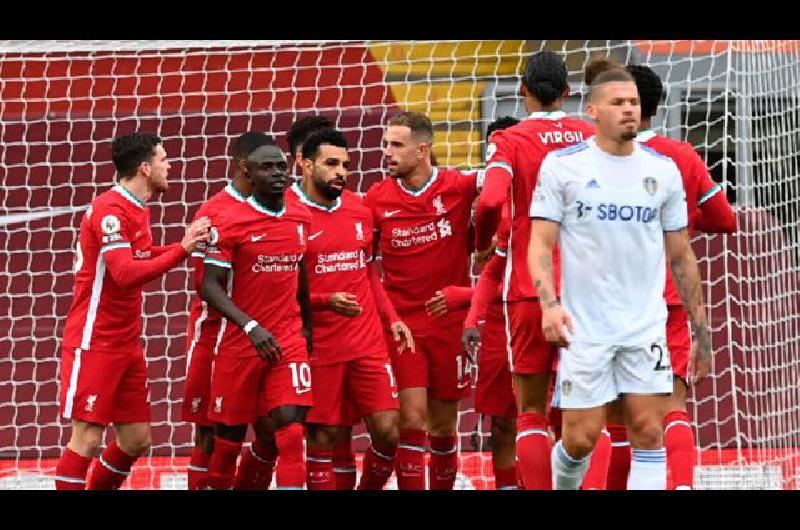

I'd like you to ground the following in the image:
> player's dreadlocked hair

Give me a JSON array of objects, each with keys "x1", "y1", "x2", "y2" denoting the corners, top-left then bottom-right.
[
  {"x1": 522, "y1": 51, "x2": 568, "y2": 107},
  {"x1": 286, "y1": 115, "x2": 335, "y2": 157},
  {"x1": 626, "y1": 64, "x2": 665, "y2": 119},
  {"x1": 585, "y1": 56, "x2": 634, "y2": 101},
  {"x1": 230, "y1": 132, "x2": 276, "y2": 162},
  {"x1": 487, "y1": 116, "x2": 520, "y2": 138}
]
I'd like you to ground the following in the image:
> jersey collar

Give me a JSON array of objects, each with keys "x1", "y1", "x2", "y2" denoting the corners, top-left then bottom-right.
[
  {"x1": 527, "y1": 110, "x2": 566, "y2": 121},
  {"x1": 247, "y1": 195, "x2": 285, "y2": 217},
  {"x1": 636, "y1": 130, "x2": 657, "y2": 142},
  {"x1": 397, "y1": 166, "x2": 438, "y2": 197},
  {"x1": 223, "y1": 182, "x2": 247, "y2": 202},
  {"x1": 291, "y1": 182, "x2": 342, "y2": 212},
  {"x1": 112, "y1": 184, "x2": 145, "y2": 209}
]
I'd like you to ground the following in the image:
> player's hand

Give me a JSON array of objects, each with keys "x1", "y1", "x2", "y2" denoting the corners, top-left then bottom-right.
[
  {"x1": 329, "y1": 292, "x2": 362, "y2": 317},
  {"x1": 391, "y1": 320, "x2": 415, "y2": 354},
  {"x1": 425, "y1": 290, "x2": 449, "y2": 317},
  {"x1": 302, "y1": 326, "x2": 313, "y2": 355},
  {"x1": 689, "y1": 325, "x2": 712, "y2": 384},
  {"x1": 473, "y1": 239, "x2": 497, "y2": 264},
  {"x1": 247, "y1": 324, "x2": 283, "y2": 364},
  {"x1": 181, "y1": 216, "x2": 211, "y2": 254},
  {"x1": 541, "y1": 303, "x2": 574, "y2": 348},
  {"x1": 461, "y1": 327, "x2": 480, "y2": 364}
]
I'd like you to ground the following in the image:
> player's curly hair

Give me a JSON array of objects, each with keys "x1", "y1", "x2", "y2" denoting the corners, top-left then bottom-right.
[
  {"x1": 522, "y1": 51, "x2": 568, "y2": 107},
  {"x1": 286, "y1": 115, "x2": 335, "y2": 157},
  {"x1": 230, "y1": 132, "x2": 276, "y2": 162},
  {"x1": 301, "y1": 128, "x2": 348, "y2": 160},
  {"x1": 626, "y1": 64, "x2": 665, "y2": 119},
  {"x1": 112, "y1": 131, "x2": 162, "y2": 178},
  {"x1": 487, "y1": 116, "x2": 520, "y2": 139}
]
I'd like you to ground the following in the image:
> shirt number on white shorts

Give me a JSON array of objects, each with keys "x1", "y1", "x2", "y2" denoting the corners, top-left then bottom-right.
[
  {"x1": 289, "y1": 362, "x2": 312, "y2": 393},
  {"x1": 652, "y1": 343, "x2": 671, "y2": 372}
]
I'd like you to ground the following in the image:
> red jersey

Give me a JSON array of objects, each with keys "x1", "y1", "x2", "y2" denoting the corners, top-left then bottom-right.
[
  {"x1": 204, "y1": 194, "x2": 311, "y2": 357},
  {"x1": 478, "y1": 111, "x2": 595, "y2": 301},
  {"x1": 288, "y1": 184, "x2": 386, "y2": 364},
  {"x1": 186, "y1": 183, "x2": 248, "y2": 354},
  {"x1": 364, "y1": 167, "x2": 478, "y2": 330},
  {"x1": 638, "y1": 130, "x2": 735, "y2": 305},
  {"x1": 62, "y1": 185, "x2": 187, "y2": 351}
]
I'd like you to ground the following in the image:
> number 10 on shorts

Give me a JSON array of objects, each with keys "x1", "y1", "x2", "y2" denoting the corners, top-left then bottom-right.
[{"x1": 289, "y1": 362, "x2": 312, "y2": 393}]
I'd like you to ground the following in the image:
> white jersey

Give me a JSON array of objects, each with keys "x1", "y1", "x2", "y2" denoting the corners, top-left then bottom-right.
[{"x1": 530, "y1": 137, "x2": 687, "y2": 345}]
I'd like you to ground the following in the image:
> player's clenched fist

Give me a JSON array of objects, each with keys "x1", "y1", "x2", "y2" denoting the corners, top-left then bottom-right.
[
  {"x1": 689, "y1": 326, "x2": 712, "y2": 384},
  {"x1": 329, "y1": 292, "x2": 362, "y2": 317},
  {"x1": 541, "y1": 303, "x2": 574, "y2": 348},
  {"x1": 246, "y1": 323, "x2": 283, "y2": 364},
  {"x1": 181, "y1": 216, "x2": 212, "y2": 253},
  {"x1": 461, "y1": 327, "x2": 480, "y2": 363}
]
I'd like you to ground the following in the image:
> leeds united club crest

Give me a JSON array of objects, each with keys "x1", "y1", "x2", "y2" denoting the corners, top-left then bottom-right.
[{"x1": 643, "y1": 176, "x2": 658, "y2": 196}]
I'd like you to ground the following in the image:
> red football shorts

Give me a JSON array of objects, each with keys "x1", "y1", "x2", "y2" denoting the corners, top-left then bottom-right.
[
  {"x1": 475, "y1": 303, "x2": 517, "y2": 418},
  {"x1": 208, "y1": 342, "x2": 312, "y2": 426},
  {"x1": 60, "y1": 346, "x2": 150, "y2": 425},
  {"x1": 389, "y1": 322, "x2": 472, "y2": 401},
  {"x1": 506, "y1": 299, "x2": 557, "y2": 375},
  {"x1": 306, "y1": 356, "x2": 399, "y2": 425},
  {"x1": 667, "y1": 304, "x2": 691, "y2": 383},
  {"x1": 181, "y1": 330, "x2": 217, "y2": 427}
]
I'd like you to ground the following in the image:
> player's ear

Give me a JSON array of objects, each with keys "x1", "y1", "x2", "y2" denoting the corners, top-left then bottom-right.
[
  {"x1": 139, "y1": 160, "x2": 151, "y2": 178},
  {"x1": 519, "y1": 83, "x2": 528, "y2": 99},
  {"x1": 562, "y1": 85, "x2": 570, "y2": 98},
  {"x1": 586, "y1": 102, "x2": 598, "y2": 122},
  {"x1": 303, "y1": 157, "x2": 313, "y2": 173}
]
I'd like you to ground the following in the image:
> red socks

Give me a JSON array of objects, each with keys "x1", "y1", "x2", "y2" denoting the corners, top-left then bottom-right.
[
  {"x1": 515, "y1": 412, "x2": 552, "y2": 490},
  {"x1": 206, "y1": 437, "x2": 242, "y2": 490},
  {"x1": 358, "y1": 442, "x2": 397, "y2": 490},
  {"x1": 187, "y1": 446, "x2": 212, "y2": 490},
  {"x1": 664, "y1": 410, "x2": 695, "y2": 489},
  {"x1": 429, "y1": 435, "x2": 458, "y2": 490},
  {"x1": 55, "y1": 448, "x2": 91, "y2": 490},
  {"x1": 493, "y1": 465, "x2": 518, "y2": 490},
  {"x1": 581, "y1": 428, "x2": 611, "y2": 490},
  {"x1": 332, "y1": 439, "x2": 357, "y2": 490},
  {"x1": 606, "y1": 424, "x2": 631, "y2": 490},
  {"x1": 233, "y1": 440, "x2": 277, "y2": 490},
  {"x1": 86, "y1": 441, "x2": 137, "y2": 490},
  {"x1": 274, "y1": 423, "x2": 306, "y2": 489},
  {"x1": 306, "y1": 449, "x2": 335, "y2": 490},
  {"x1": 396, "y1": 428, "x2": 426, "y2": 490}
]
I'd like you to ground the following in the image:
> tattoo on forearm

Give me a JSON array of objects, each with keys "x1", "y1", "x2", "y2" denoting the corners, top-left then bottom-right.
[
  {"x1": 534, "y1": 253, "x2": 558, "y2": 308},
  {"x1": 671, "y1": 253, "x2": 711, "y2": 358}
]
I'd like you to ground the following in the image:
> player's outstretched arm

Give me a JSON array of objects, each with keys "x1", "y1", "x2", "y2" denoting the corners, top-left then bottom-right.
[
  {"x1": 201, "y1": 262, "x2": 282, "y2": 363},
  {"x1": 103, "y1": 217, "x2": 210, "y2": 290},
  {"x1": 474, "y1": 168, "x2": 512, "y2": 252},
  {"x1": 296, "y1": 258, "x2": 313, "y2": 354},
  {"x1": 665, "y1": 229, "x2": 712, "y2": 383},
  {"x1": 461, "y1": 253, "x2": 506, "y2": 361},
  {"x1": 528, "y1": 219, "x2": 572, "y2": 347}
]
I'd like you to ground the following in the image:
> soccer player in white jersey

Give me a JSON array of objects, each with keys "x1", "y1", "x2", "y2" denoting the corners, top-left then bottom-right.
[{"x1": 528, "y1": 66, "x2": 712, "y2": 490}]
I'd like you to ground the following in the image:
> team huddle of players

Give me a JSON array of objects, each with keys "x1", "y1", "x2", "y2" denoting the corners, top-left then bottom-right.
[{"x1": 53, "y1": 51, "x2": 736, "y2": 490}]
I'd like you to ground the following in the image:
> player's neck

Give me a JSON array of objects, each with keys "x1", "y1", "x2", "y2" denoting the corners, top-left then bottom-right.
[
  {"x1": 400, "y1": 162, "x2": 434, "y2": 191},
  {"x1": 639, "y1": 119, "x2": 653, "y2": 132},
  {"x1": 253, "y1": 192, "x2": 284, "y2": 213},
  {"x1": 300, "y1": 177, "x2": 334, "y2": 206},
  {"x1": 594, "y1": 134, "x2": 635, "y2": 157},
  {"x1": 119, "y1": 177, "x2": 153, "y2": 204},
  {"x1": 525, "y1": 98, "x2": 560, "y2": 114},
  {"x1": 230, "y1": 175, "x2": 251, "y2": 198}
]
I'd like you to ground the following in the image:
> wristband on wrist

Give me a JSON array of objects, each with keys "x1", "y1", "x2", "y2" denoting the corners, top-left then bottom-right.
[{"x1": 243, "y1": 320, "x2": 258, "y2": 334}]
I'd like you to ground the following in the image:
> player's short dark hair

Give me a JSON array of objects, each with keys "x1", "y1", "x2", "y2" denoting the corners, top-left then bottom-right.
[
  {"x1": 626, "y1": 64, "x2": 665, "y2": 119},
  {"x1": 387, "y1": 111, "x2": 434, "y2": 145},
  {"x1": 585, "y1": 56, "x2": 634, "y2": 101},
  {"x1": 522, "y1": 51, "x2": 568, "y2": 107},
  {"x1": 286, "y1": 115, "x2": 336, "y2": 156},
  {"x1": 231, "y1": 132, "x2": 277, "y2": 162},
  {"x1": 487, "y1": 116, "x2": 520, "y2": 138},
  {"x1": 301, "y1": 128, "x2": 349, "y2": 160},
  {"x1": 111, "y1": 131, "x2": 162, "y2": 178}
]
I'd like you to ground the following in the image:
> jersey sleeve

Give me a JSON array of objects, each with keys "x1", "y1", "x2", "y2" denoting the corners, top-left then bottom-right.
[
  {"x1": 529, "y1": 156, "x2": 565, "y2": 223},
  {"x1": 203, "y1": 216, "x2": 236, "y2": 269},
  {"x1": 93, "y1": 203, "x2": 134, "y2": 254},
  {"x1": 475, "y1": 131, "x2": 515, "y2": 250},
  {"x1": 455, "y1": 169, "x2": 480, "y2": 200},
  {"x1": 661, "y1": 165, "x2": 689, "y2": 232},
  {"x1": 363, "y1": 186, "x2": 382, "y2": 231}
]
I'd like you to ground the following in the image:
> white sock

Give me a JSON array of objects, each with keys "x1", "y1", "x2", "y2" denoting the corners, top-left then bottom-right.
[
  {"x1": 628, "y1": 448, "x2": 667, "y2": 490},
  {"x1": 551, "y1": 440, "x2": 590, "y2": 490}
]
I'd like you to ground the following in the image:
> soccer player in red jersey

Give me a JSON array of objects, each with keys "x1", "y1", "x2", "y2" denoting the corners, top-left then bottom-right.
[
  {"x1": 181, "y1": 132, "x2": 277, "y2": 490},
  {"x1": 290, "y1": 128, "x2": 414, "y2": 490},
  {"x1": 365, "y1": 111, "x2": 479, "y2": 490},
  {"x1": 286, "y1": 115, "x2": 335, "y2": 179},
  {"x1": 201, "y1": 138, "x2": 314, "y2": 490},
  {"x1": 627, "y1": 63, "x2": 735, "y2": 489},
  {"x1": 473, "y1": 51, "x2": 595, "y2": 489},
  {"x1": 55, "y1": 132, "x2": 210, "y2": 490}
]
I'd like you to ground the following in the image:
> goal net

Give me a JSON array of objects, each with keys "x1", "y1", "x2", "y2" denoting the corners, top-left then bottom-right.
[{"x1": 1, "y1": 39, "x2": 799, "y2": 489}]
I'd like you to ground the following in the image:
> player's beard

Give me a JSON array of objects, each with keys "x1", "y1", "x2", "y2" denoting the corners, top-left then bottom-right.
[
  {"x1": 620, "y1": 130, "x2": 637, "y2": 141},
  {"x1": 317, "y1": 177, "x2": 344, "y2": 201}
]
